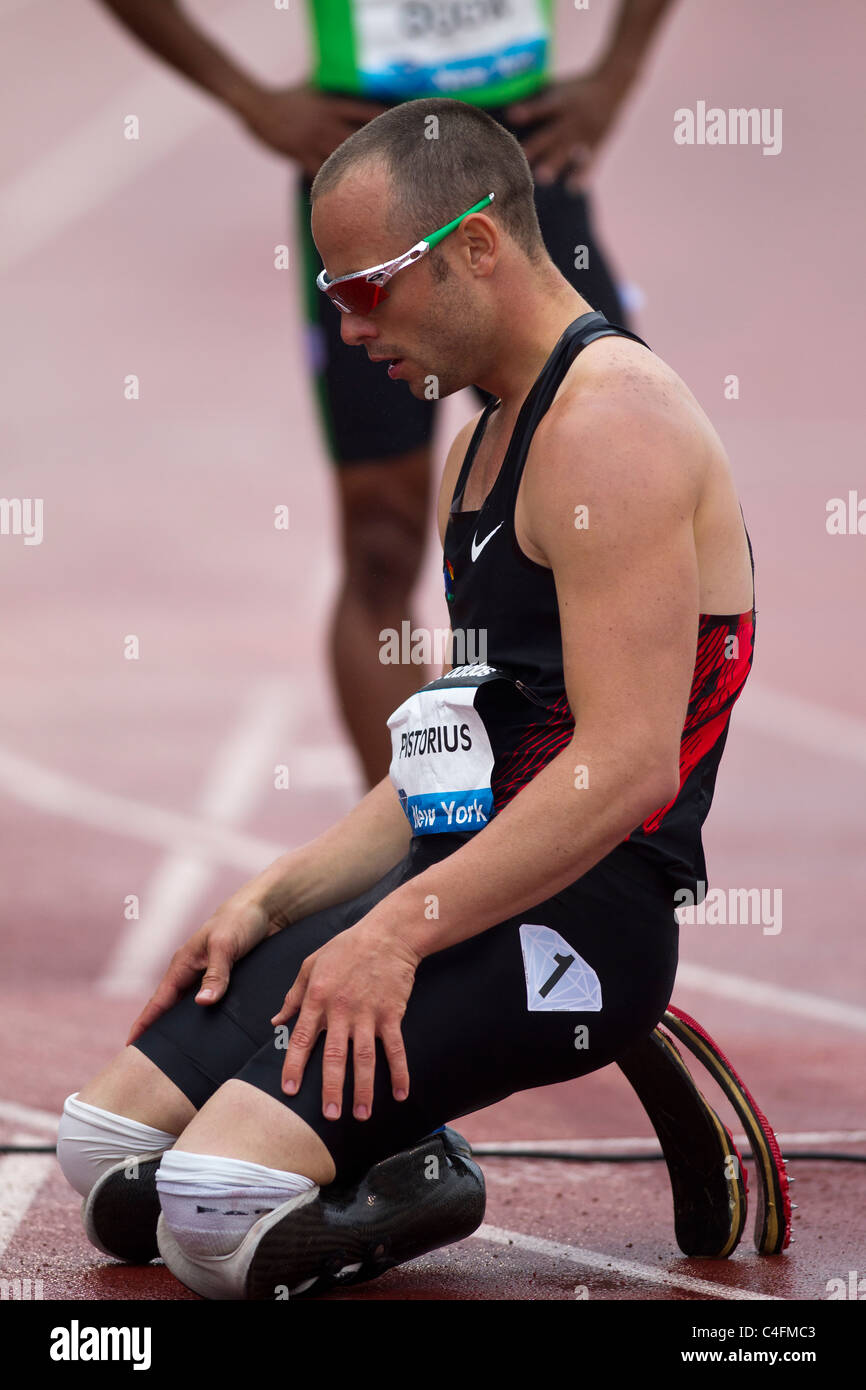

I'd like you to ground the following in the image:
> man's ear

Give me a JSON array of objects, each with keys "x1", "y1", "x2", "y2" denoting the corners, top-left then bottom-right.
[{"x1": 463, "y1": 213, "x2": 499, "y2": 278}]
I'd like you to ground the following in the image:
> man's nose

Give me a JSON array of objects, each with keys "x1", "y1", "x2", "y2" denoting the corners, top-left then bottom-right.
[{"x1": 339, "y1": 313, "x2": 377, "y2": 349}]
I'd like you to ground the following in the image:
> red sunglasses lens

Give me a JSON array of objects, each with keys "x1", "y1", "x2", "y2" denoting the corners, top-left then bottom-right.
[{"x1": 326, "y1": 278, "x2": 390, "y2": 315}]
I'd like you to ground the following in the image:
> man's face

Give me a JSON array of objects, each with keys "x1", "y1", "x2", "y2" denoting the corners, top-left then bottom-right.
[{"x1": 311, "y1": 165, "x2": 491, "y2": 401}]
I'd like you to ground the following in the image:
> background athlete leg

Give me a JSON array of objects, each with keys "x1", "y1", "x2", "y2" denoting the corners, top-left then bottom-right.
[{"x1": 331, "y1": 450, "x2": 434, "y2": 786}]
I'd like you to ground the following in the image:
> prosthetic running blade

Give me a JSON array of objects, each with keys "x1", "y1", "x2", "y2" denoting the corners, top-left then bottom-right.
[
  {"x1": 618, "y1": 1028, "x2": 747, "y2": 1258},
  {"x1": 662, "y1": 1006, "x2": 792, "y2": 1255}
]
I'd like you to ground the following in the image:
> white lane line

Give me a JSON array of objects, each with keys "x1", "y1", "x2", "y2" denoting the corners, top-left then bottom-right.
[
  {"x1": 737, "y1": 682, "x2": 866, "y2": 767},
  {"x1": 0, "y1": 1132, "x2": 55, "y2": 1262},
  {"x1": 1, "y1": 735, "x2": 864, "y2": 1030},
  {"x1": 0, "y1": 745, "x2": 285, "y2": 872},
  {"x1": 99, "y1": 680, "x2": 291, "y2": 997},
  {"x1": 297, "y1": 685, "x2": 866, "y2": 783},
  {"x1": 760, "y1": 1129, "x2": 866, "y2": 1146},
  {"x1": 676, "y1": 962, "x2": 866, "y2": 1032},
  {"x1": 472, "y1": 1130, "x2": 866, "y2": 1156},
  {"x1": 289, "y1": 744, "x2": 359, "y2": 790},
  {"x1": 0, "y1": 1100, "x2": 59, "y2": 1135},
  {"x1": 0, "y1": 67, "x2": 210, "y2": 274},
  {"x1": 2, "y1": 666, "x2": 865, "y2": 1027},
  {"x1": 2, "y1": 1095, "x2": 863, "y2": 1154},
  {"x1": 0, "y1": 0, "x2": 280, "y2": 273},
  {"x1": 474, "y1": 1138, "x2": 665, "y2": 1155},
  {"x1": 236, "y1": 681, "x2": 866, "y2": 788},
  {"x1": 474, "y1": 1226, "x2": 782, "y2": 1300},
  {"x1": 1, "y1": 740, "x2": 863, "y2": 1027}
]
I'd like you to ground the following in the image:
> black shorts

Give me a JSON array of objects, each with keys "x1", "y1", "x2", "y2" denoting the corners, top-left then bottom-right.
[
  {"x1": 295, "y1": 95, "x2": 631, "y2": 466},
  {"x1": 134, "y1": 835, "x2": 678, "y2": 1184}
]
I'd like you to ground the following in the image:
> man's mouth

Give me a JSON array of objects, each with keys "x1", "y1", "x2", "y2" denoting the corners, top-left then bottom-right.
[{"x1": 369, "y1": 353, "x2": 406, "y2": 377}]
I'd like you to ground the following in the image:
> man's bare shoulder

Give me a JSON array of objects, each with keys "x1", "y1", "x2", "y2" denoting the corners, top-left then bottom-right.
[{"x1": 530, "y1": 334, "x2": 718, "y2": 505}]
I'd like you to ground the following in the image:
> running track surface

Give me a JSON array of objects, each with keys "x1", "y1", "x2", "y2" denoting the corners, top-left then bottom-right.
[{"x1": 1, "y1": 0, "x2": 864, "y2": 1303}]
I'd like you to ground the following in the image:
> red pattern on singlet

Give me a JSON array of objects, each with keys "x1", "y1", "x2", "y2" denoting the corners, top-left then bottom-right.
[{"x1": 491, "y1": 609, "x2": 755, "y2": 837}]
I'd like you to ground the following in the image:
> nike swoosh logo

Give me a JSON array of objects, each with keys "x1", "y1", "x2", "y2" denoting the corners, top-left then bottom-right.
[{"x1": 470, "y1": 522, "x2": 503, "y2": 562}]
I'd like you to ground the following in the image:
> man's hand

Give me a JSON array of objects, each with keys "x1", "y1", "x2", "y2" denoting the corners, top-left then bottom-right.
[
  {"x1": 237, "y1": 83, "x2": 388, "y2": 177},
  {"x1": 125, "y1": 897, "x2": 276, "y2": 1045},
  {"x1": 271, "y1": 918, "x2": 422, "y2": 1121},
  {"x1": 506, "y1": 70, "x2": 635, "y2": 190}
]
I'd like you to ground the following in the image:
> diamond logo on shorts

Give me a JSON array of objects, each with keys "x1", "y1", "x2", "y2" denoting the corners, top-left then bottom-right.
[{"x1": 519, "y1": 924, "x2": 603, "y2": 1013}]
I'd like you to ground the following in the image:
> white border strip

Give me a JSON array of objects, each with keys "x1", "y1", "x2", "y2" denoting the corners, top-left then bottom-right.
[
  {"x1": 474, "y1": 1225, "x2": 783, "y2": 1299},
  {"x1": 0, "y1": 1133, "x2": 55, "y2": 1262}
]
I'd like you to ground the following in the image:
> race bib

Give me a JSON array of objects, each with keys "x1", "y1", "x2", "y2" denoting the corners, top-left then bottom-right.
[
  {"x1": 353, "y1": 0, "x2": 547, "y2": 97},
  {"x1": 387, "y1": 662, "x2": 507, "y2": 835}
]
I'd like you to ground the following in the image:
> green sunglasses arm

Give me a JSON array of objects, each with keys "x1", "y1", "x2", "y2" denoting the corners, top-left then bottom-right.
[{"x1": 424, "y1": 193, "x2": 495, "y2": 250}]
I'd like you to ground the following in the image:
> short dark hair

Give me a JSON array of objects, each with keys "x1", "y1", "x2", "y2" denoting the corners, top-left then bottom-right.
[{"x1": 310, "y1": 98, "x2": 545, "y2": 263}]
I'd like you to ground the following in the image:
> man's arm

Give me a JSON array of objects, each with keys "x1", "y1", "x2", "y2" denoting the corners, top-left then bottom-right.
[
  {"x1": 93, "y1": 1, "x2": 386, "y2": 171},
  {"x1": 508, "y1": 0, "x2": 678, "y2": 184},
  {"x1": 592, "y1": 0, "x2": 679, "y2": 95},
  {"x1": 380, "y1": 379, "x2": 700, "y2": 957},
  {"x1": 240, "y1": 776, "x2": 411, "y2": 927},
  {"x1": 95, "y1": 0, "x2": 264, "y2": 115}
]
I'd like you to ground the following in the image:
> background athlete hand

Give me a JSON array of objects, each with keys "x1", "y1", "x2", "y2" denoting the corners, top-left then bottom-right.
[
  {"x1": 235, "y1": 82, "x2": 388, "y2": 178},
  {"x1": 271, "y1": 920, "x2": 421, "y2": 1121},
  {"x1": 125, "y1": 896, "x2": 278, "y2": 1045},
  {"x1": 506, "y1": 70, "x2": 635, "y2": 191}
]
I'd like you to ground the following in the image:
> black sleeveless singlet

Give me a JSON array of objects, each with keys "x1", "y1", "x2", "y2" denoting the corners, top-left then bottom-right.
[{"x1": 442, "y1": 311, "x2": 756, "y2": 895}]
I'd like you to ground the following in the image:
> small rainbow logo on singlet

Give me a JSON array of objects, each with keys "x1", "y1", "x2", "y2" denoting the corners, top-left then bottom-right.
[{"x1": 443, "y1": 557, "x2": 455, "y2": 604}]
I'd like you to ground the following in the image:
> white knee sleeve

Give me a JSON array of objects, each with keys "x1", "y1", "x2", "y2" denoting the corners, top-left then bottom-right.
[
  {"x1": 56, "y1": 1093, "x2": 177, "y2": 1198},
  {"x1": 156, "y1": 1151, "x2": 317, "y2": 1259}
]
